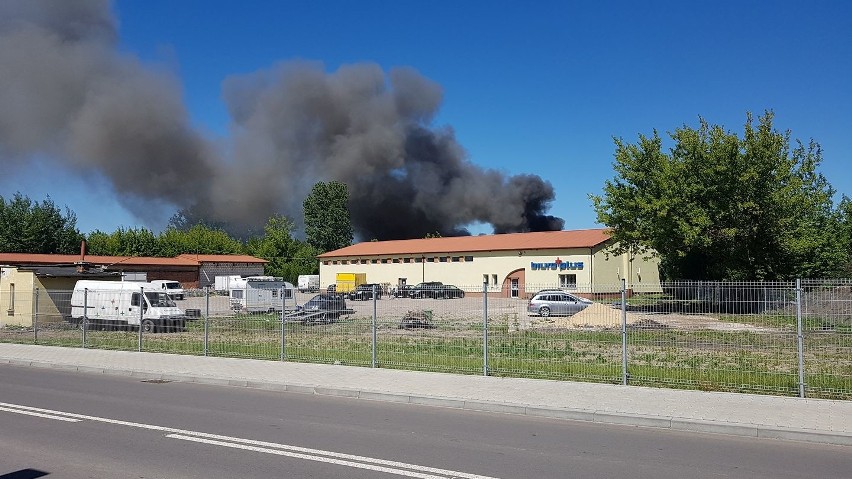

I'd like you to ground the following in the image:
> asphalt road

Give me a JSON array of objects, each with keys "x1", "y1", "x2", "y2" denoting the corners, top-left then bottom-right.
[{"x1": 1, "y1": 364, "x2": 850, "y2": 479}]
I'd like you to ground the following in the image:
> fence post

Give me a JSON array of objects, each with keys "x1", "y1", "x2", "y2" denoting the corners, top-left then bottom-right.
[
  {"x1": 280, "y1": 286, "x2": 286, "y2": 362},
  {"x1": 796, "y1": 279, "x2": 806, "y2": 398},
  {"x1": 483, "y1": 281, "x2": 489, "y2": 376},
  {"x1": 82, "y1": 288, "x2": 88, "y2": 348},
  {"x1": 621, "y1": 278, "x2": 628, "y2": 386},
  {"x1": 204, "y1": 287, "x2": 210, "y2": 356},
  {"x1": 138, "y1": 287, "x2": 144, "y2": 352},
  {"x1": 33, "y1": 287, "x2": 39, "y2": 344},
  {"x1": 371, "y1": 284, "x2": 377, "y2": 368}
]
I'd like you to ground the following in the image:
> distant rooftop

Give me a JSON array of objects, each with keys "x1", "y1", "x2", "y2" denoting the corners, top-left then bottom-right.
[{"x1": 319, "y1": 228, "x2": 612, "y2": 258}]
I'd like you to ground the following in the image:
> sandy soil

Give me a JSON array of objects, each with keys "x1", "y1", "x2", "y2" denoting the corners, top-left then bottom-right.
[{"x1": 533, "y1": 302, "x2": 773, "y2": 332}]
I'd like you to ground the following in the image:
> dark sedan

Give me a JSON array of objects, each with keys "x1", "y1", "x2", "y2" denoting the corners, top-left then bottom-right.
[{"x1": 412, "y1": 282, "x2": 465, "y2": 299}]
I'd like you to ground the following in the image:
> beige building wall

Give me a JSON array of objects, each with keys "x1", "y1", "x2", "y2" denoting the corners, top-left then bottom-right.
[
  {"x1": 0, "y1": 267, "x2": 35, "y2": 327},
  {"x1": 0, "y1": 268, "x2": 80, "y2": 327},
  {"x1": 319, "y1": 242, "x2": 661, "y2": 297}
]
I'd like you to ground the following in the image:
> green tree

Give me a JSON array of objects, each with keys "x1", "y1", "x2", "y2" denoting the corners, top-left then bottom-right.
[
  {"x1": 591, "y1": 111, "x2": 845, "y2": 280},
  {"x1": 85, "y1": 227, "x2": 159, "y2": 256},
  {"x1": 245, "y1": 215, "x2": 320, "y2": 282},
  {"x1": 303, "y1": 181, "x2": 354, "y2": 252},
  {"x1": 0, "y1": 193, "x2": 83, "y2": 254},
  {"x1": 836, "y1": 196, "x2": 852, "y2": 276},
  {"x1": 158, "y1": 224, "x2": 244, "y2": 256}
]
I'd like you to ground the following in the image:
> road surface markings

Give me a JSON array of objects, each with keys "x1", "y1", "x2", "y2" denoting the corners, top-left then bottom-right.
[
  {"x1": 0, "y1": 405, "x2": 80, "y2": 422},
  {"x1": 0, "y1": 401, "x2": 498, "y2": 479},
  {"x1": 167, "y1": 433, "x2": 490, "y2": 479}
]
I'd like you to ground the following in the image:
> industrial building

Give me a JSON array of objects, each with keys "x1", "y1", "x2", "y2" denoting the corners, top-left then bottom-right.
[{"x1": 318, "y1": 228, "x2": 661, "y2": 298}]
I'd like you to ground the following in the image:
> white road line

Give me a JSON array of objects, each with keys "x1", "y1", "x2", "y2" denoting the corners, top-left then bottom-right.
[
  {"x1": 168, "y1": 434, "x2": 463, "y2": 479},
  {"x1": 0, "y1": 401, "x2": 499, "y2": 479},
  {"x1": 0, "y1": 405, "x2": 80, "y2": 422}
]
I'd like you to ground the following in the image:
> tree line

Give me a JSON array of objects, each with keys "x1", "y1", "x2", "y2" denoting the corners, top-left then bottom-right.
[
  {"x1": 0, "y1": 182, "x2": 353, "y2": 283},
  {"x1": 3, "y1": 112, "x2": 851, "y2": 281},
  {"x1": 592, "y1": 111, "x2": 852, "y2": 280}
]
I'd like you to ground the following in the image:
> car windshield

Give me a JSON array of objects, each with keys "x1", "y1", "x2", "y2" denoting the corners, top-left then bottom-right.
[{"x1": 145, "y1": 292, "x2": 176, "y2": 307}]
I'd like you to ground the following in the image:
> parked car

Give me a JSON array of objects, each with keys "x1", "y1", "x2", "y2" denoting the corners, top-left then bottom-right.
[
  {"x1": 285, "y1": 293, "x2": 353, "y2": 323},
  {"x1": 411, "y1": 282, "x2": 465, "y2": 299},
  {"x1": 527, "y1": 291, "x2": 592, "y2": 317},
  {"x1": 348, "y1": 283, "x2": 383, "y2": 301},
  {"x1": 394, "y1": 284, "x2": 415, "y2": 298}
]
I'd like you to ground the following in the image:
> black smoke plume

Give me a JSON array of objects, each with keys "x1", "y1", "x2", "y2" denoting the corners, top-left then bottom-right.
[{"x1": 0, "y1": 1, "x2": 564, "y2": 240}]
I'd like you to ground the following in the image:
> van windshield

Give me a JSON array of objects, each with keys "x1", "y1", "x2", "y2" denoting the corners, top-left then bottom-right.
[
  {"x1": 145, "y1": 292, "x2": 176, "y2": 307},
  {"x1": 165, "y1": 283, "x2": 181, "y2": 289}
]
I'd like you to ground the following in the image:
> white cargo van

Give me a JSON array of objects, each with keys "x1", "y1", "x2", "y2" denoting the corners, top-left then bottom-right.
[
  {"x1": 150, "y1": 279, "x2": 185, "y2": 300},
  {"x1": 70, "y1": 280, "x2": 187, "y2": 333},
  {"x1": 297, "y1": 274, "x2": 320, "y2": 293}
]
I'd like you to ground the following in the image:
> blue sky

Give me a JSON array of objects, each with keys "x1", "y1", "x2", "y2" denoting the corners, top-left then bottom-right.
[{"x1": 3, "y1": 0, "x2": 851, "y2": 235}]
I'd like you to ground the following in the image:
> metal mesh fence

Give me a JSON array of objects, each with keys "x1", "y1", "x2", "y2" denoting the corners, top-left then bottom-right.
[{"x1": 1, "y1": 280, "x2": 850, "y2": 399}]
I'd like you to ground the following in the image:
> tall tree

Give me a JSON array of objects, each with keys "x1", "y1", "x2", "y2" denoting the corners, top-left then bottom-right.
[
  {"x1": 245, "y1": 215, "x2": 320, "y2": 282},
  {"x1": 836, "y1": 196, "x2": 852, "y2": 276},
  {"x1": 85, "y1": 227, "x2": 160, "y2": 256},
  {"x1": 158, "y1": 224, "x2": 244, "y2": 256},
  {"x1": 0, "y1": 193, "x2": 83, "y2": 254},
  {"x1": 591, "y1": 111, "x2": 845, "y2": 280},
  {"x1": 303, "y1": 181, "x2": 354, "y2": 252}
]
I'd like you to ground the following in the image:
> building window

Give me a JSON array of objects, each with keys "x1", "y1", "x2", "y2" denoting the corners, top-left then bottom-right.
[
  {"x1": 403, "y1": 258, "x2": 411, "y2": 263},
  {"x1": 483, "y1": 274, "x2": 489, "y2": 284},
  {"x1": 381, "y1": 259, "x2": 389, "y2": 264},
  {"x1": 392, "y1": 259, "x2": 400, "y2": 263},
  {"x1": 323, "y1": 261, "x2": 329, "y2": 265},
  {"x1": 415, "y1": 257, "x2": 423, "y2": 263},
  {"x1": 464, "y1": 256, "x2": 474, "y2": 262},
  {"x1": 451, "y1": 257, "x2": 460, "y2": 262},
  {"x1": 439, "y1": 257, "x2": 448, "y2": 263},
  {"x1": 361, "y1": 259, "x2": 367, "y2": 264},
  {"x1": 371, "y1": 259, "x2": 378, "y2": 264},
  {"x1": 559, "y1": 274, "x2": 577, "y2": 289},
  {"x1": 427, "y1": 257, "x2": 435, "y2": 263},
  {"x1": 7, "y1": 283, "x2": 14, "y2": 313},
  {"x1": 491, "y1": 274, "x2": 498, "y2": 286}
]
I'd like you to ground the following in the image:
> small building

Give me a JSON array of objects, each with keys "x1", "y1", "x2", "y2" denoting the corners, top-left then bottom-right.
[
  {"x1": 0, "y1": 266, "x2": 119, "y2": 327},
  {"x1": 177, "y1": 254, "x2": 267, "y2": 288},
  {"x1": 0, "y1": 253, "x2": 268, "y2": 291},
  {"x1": 318, "y1": 228, "x2": 661, "y2": 298}
]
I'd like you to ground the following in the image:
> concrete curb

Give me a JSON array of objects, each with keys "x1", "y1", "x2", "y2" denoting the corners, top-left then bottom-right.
[{"x1": 3, "y1": 356, "x2": 852, "y2": 446}]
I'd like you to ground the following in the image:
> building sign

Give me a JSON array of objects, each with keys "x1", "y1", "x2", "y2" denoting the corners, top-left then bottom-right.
[{"x1": 530, "y1": 257, "x2": 583, "y2": 271}]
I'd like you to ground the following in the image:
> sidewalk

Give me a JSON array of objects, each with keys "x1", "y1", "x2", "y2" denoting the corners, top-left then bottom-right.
[{"x1": 1, "y1": 343, "x2": 850, "y2": 446}]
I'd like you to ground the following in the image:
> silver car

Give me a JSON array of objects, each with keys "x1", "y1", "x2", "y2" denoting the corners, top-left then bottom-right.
[{"x1": 527, "y1": 291, "x2": 592, "y2": 317}]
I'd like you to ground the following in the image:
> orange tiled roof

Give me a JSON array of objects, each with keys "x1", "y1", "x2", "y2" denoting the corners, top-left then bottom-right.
[
  {"x1": 318, "y1": 228, "x2": 612, "y2": 258},
  {"x1": 0, "y1": 253, "x2": 266, "y2": 267},
  {"x1": 177, "y1": 254, "x2": 267, "y2": 264}
]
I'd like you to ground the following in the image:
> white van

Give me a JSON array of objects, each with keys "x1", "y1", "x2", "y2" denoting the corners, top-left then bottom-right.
[
  {"x1": 70, "y1": 280, "x2": 187, "y2": 333},
  {"x1": 150, "y1": 280, "x2": 185, "y2": 300}
]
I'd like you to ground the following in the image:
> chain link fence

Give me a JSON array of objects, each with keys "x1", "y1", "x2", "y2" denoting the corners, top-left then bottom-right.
[{"x1": 1, "y1": 280, "x2": 849, "y2": 399}]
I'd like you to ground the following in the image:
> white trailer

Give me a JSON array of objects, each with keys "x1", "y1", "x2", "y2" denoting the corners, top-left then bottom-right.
[
  {"x1": 297, "y1": 274, "x2": 320, "y2": 292},
  {"x1": 214, "y1": 275, "x2": 242, "y2": 293},
  {"x1": 229, "y1": 276, "x2": 295, "y2": 313},
  {"x1": 69, "y1": 280, "x2": 187, "y2": 333}
]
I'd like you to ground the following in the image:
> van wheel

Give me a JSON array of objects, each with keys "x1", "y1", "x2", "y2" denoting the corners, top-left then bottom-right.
[{"x1": 141, "y1": 319, "x2": 156, "y2": 334}]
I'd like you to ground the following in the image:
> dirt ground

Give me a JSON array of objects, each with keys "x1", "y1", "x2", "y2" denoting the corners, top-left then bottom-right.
[{"x1": 531, "y1": 302, "x2": 773, "y2": 332}]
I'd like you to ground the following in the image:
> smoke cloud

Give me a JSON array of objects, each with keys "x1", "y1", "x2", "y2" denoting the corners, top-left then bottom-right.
[{"x1": 0, "y1": 1, "x2": 564, "y2": 240}]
